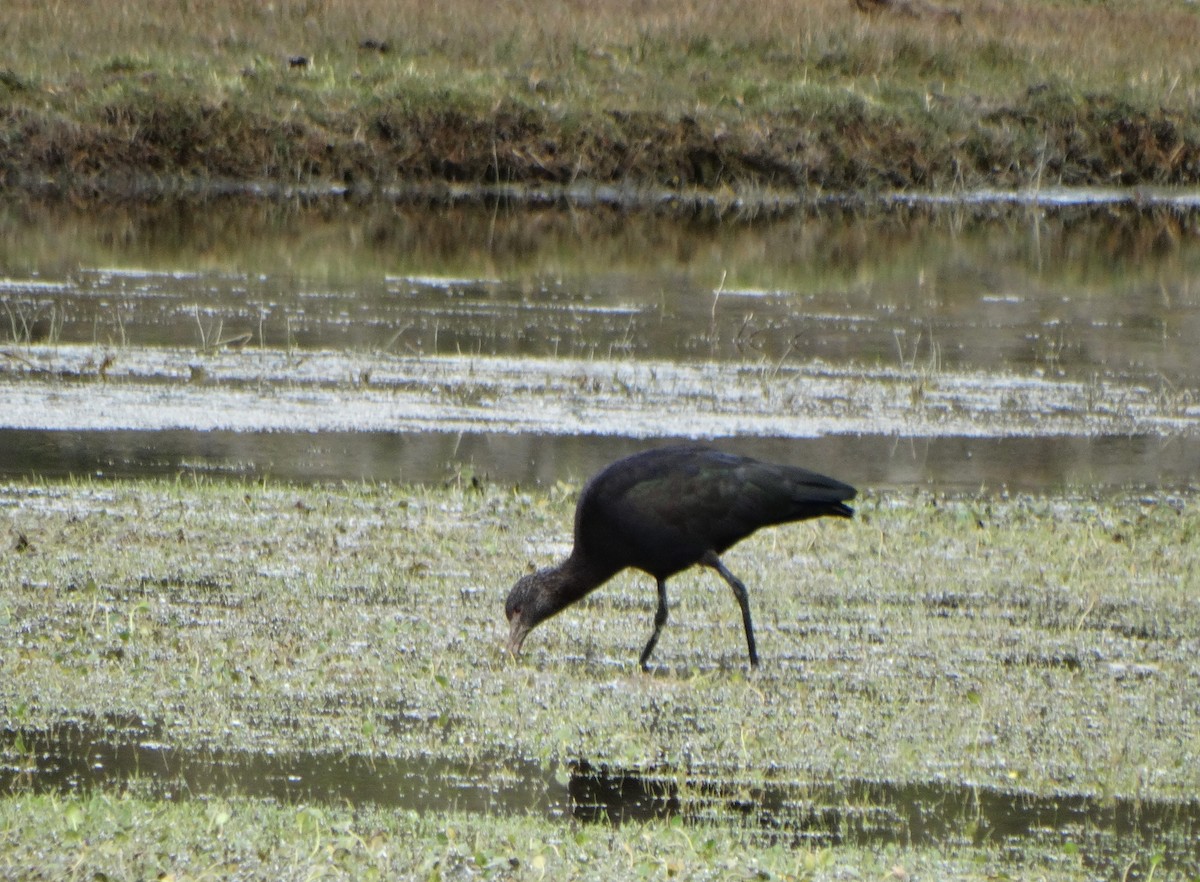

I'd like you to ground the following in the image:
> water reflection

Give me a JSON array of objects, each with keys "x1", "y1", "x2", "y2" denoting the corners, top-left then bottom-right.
[
  {"x1": 1, "y1": 718, "x2": 559, "y2": 816},
  {"x1": 4, "y1": 720, "x2": 1197, "y2": 877},
  {"x1": 1, "y1": 429, "x2": 1195, "y2": 492},
  {"x1": 3, "y1": 200, "x2": 1199, "y2": 381},
  {"x1": 2, "y1": 199, "x2": 1199, "y2": 489},
  {"x1": 569, "y1": 761, "x2": 1200, "y2": 876}
]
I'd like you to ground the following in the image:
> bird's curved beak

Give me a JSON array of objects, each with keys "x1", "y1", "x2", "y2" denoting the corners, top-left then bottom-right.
[{"x1": 507, "y1": 615, "x2": 531, "y2": 659}]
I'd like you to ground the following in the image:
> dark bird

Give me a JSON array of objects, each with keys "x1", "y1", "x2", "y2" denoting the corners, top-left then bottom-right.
[{"x1": 505, "y1": 445, "x2": 856, "y2": 669}]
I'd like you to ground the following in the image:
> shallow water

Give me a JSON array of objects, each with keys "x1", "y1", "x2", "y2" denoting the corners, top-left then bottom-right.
[
  {"x1": 4, "y1": 201, "x2": 1200, "y2": 381},
  {"x1": 2, "y1": 428, "x2": 1196, "y2": 492},
  {"x1": 569, "y1": 762, "x2": 1200, "y2": 875},
  {"x1": 2, "y1": 199, "x2": 1198, "y2": 489},
  {"x1": 4, "y1": 199, "x2": 1200, "y2": 878},
  {"x1": 4, "y1": 721, "x2": 1197, "y2": 876},
  {"x1": 0, "y1": 718, "x2": 559, "y2": 817}
]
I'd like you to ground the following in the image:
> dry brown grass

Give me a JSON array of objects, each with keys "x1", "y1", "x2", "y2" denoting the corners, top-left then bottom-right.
[
  {"x1": 2, "y1": 0, "x2": 1200, "y2": 195},
  {"x1": 7, "y1": 0, "x2": 1196, "y2": 98}
]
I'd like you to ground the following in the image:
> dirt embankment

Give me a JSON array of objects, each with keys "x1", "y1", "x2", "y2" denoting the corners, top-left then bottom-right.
[{"x1": 3, "y1": 83, "x2": 1199, "y2": 201}]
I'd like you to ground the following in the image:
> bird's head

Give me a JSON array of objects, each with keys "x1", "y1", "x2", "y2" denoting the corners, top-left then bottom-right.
[{"x1": 505, "y1": 566, "x2": 567, "y2": 659}]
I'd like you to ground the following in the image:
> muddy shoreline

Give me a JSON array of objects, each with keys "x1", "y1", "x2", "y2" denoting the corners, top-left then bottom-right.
[
  {"x1": 6, "y1": 96, "x2": 1200, "y2": 209},
  {"x1": 8, "y1": 173, "x2": 1200, "y2": 219}
]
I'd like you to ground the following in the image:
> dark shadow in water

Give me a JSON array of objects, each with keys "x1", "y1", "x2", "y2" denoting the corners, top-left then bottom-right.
[
  {"x1": 3, "y1": 721, "x2": 1198, "y2": 877},
  {"x1": 568, "y1": 761, "x2": 1200, "y2": 877},
  {"x1": 1, "y1": 429, "x2": 1196, "y2": 492}
]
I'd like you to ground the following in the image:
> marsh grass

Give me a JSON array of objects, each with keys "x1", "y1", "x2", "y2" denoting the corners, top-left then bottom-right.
[
  {"x1": 1, "y1": 476, "x2": 1198, "y2": 875},
  {"x1": 0, "y1": 791, "x2": 1105, "y2": 882},
  {"x1": 8, "y1": 0, "x2": 1198, "y2": 104},
  {"x1": 0, "y1": 286, "x2": 70, "y2": 350},
  {"x1": 1, "y1": 477, "x2": 1197, "y2": 791},
  {"x1": 3, "y1": 0, "x2": 1200, "y2": 195}
]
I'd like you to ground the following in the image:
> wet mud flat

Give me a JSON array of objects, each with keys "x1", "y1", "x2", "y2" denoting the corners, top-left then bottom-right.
[
  {"x1": 2, "y1": 341, "x2": 1198, "y2": 490},
  {"x1": 2, "y1": 478, "x2": 1199, "y2": 878}
]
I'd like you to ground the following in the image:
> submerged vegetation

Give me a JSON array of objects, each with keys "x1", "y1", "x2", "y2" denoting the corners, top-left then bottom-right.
[
  {"x1": 2, "y1": 477, "x2": 1198, "y2": 876},
  {"x1": 2, "y1": 0, "x2": 1200, "y2": 199}
]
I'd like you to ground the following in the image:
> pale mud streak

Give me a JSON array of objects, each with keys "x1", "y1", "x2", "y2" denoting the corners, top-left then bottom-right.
[{"x1": 2, "y1": 344, "x2": 1197, "y2": 439}]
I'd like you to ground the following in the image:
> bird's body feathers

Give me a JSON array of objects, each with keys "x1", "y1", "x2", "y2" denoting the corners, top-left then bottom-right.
[
  {"x1": 505, "y1": 445, "x2": 855, "y2": 668},
  {"x1": 575, "y1": 446, "x2": 853, "y2": 579}
]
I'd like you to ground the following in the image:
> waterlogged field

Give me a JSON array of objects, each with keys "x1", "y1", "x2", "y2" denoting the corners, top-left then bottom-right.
[
  {"x1": 2, "y1": 202, "x2": 1200, "y2": 877},
  {"x1": 2, "y1": 477, "x2": 1199, "y2": 879},
  {"x1": 5, "y1": 0, "x2": 1200, "y2": 871}
]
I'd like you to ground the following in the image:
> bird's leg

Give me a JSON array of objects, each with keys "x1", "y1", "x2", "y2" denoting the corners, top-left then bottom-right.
[
  {"x1": 639, "y1": 577, "x2": 670, "y2": 671},
  {"x1": 704, "y1": 552, "x2": 760, "y2": 667}
]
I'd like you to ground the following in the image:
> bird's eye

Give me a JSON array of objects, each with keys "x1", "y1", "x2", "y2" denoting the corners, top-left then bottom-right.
[{"x1": 507, "y1": 605, "x2": 521, "y2": 620}]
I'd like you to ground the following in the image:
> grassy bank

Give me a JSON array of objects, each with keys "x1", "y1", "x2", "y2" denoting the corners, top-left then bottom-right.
[
  {"x1": 2, "y1": 0, "x2": 1200, "y2": 199},
  {"x1": 2, "y1": 477, "x2": 1198, "y2": 876}
]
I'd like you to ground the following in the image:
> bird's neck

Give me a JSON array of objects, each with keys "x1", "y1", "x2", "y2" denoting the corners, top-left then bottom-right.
[{"x1": 548, "y1": 550, "x2": 614, "y2": 609}]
